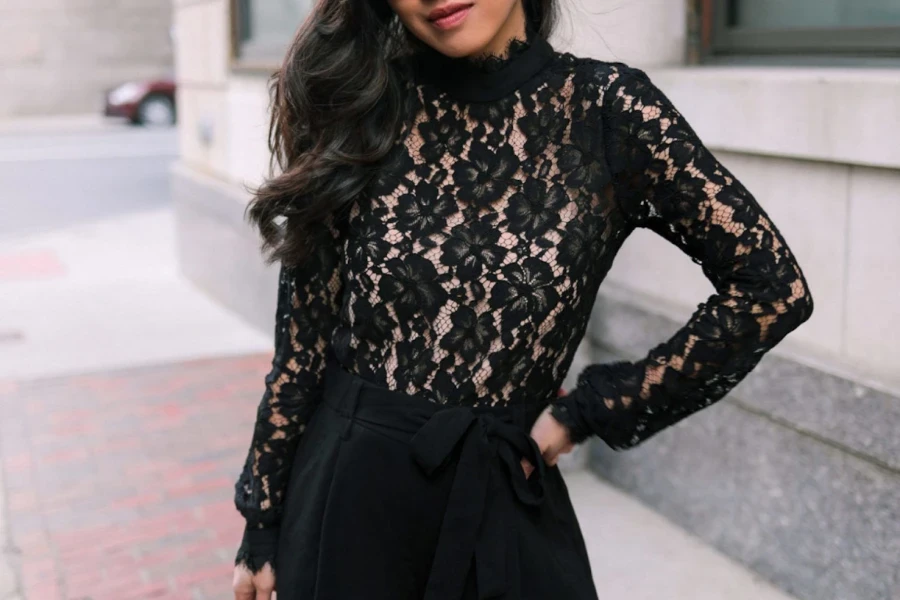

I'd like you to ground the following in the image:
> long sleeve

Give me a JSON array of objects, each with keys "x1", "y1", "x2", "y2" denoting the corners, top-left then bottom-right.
[
  {"x1": 550, "y1": 65, "x2": 814, "y2": 449},
  {"x1": 233, "y1": 214, "x2": 345, "y2": 574}
]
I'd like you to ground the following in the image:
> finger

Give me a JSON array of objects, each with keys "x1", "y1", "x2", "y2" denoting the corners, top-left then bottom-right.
[
  {"x1": 233, "y1": 567, "x2": 255, "y2": 600},
  {"x1": 542, "y1": 447, "x2": 559, "y2": 466},
  {"x1": 521, "y1": 457, "x2": 535, "y2": 479},
  {"x1": 255, "y1": 586, "x2": 274, "y2": 600},
  {"x1": 234, "y1": 585, "x2": 254, "y2": 600},
  {"x1": 254, "y1": 566, "x2": 276, "y2": 600}
]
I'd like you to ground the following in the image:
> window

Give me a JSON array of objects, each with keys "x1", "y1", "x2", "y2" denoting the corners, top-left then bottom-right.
[
  {"x1": 709, "y1": 0, "x2": 900, "y2": 58},
  {"x1": 234, "y1": 0, "x2": 313, "y2": 62}
]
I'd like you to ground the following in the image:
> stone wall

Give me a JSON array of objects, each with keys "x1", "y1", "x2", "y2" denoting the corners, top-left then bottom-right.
[{"x1": 0, "y1": 0, "x2": 173, "y2": 118}]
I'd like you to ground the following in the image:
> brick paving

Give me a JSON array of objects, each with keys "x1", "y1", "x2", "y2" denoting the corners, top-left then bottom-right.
[
  {"x1": 0, "y1": 354, "x2": 273, "y2": 600},
  {"x1": 0, "y1": 250, "x2": 66, "y2": 282}
]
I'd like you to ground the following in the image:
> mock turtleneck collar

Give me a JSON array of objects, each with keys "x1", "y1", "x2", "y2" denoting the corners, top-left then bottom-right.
[{"x1": 410, "y1": 26, "x2": 555, "y2": 103}]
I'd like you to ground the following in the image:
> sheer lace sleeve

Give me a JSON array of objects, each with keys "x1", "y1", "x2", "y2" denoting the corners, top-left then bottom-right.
[
  {"x1": 550, "y1": 64, "x2": 814, "y2": 448},
  {"x1": 233, "y1": 215, "x2": 345, "y2": 574}
]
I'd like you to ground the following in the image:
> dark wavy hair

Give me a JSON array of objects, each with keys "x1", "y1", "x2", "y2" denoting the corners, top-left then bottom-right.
[{"x1": 245, "y1": 0, "x2": 559, "y2": 267}]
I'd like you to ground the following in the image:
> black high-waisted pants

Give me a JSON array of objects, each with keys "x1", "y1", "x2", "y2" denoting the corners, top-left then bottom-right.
[{"x1": 274, "y1": 355, "x2": 598, "y2": 600}]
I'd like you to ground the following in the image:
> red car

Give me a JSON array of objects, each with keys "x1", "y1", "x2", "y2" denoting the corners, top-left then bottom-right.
[{"x1": 104, "y1": 77, "x2": 176, "y2": 126}]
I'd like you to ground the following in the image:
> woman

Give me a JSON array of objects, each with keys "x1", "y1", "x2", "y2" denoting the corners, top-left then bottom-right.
[{"x1": 232, "y1": 0, "x2": 814, "y2": 598}]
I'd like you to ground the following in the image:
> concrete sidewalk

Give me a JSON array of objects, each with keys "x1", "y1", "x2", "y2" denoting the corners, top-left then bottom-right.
[
  {"x1": 0, "y1": 207, "x2": 798, "y2": 599},
  {"x1": 569, "y1": 472, "x2": 795, "y2": 599},
  {"x1": 0, "y1": 208, "x2": 270, "y2": 381}
]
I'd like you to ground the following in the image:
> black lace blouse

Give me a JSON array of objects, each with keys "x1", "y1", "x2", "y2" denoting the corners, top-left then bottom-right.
[{"x1": 233, "y1": 29, "x2": 814, "y2": 573}]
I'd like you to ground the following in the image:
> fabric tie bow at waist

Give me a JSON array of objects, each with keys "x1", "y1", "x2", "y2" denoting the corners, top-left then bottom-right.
[{"x1": 410, "y1": 406, "x2": 547, "y2": 600}]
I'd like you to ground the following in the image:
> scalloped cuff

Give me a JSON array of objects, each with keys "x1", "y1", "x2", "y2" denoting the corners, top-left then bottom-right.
[
  {"x1": 235, "y1": 523, "x2": 280, "y2": 575},
  {"x1": 549, "y1": 390, "x2": 592, "y2": 446}
]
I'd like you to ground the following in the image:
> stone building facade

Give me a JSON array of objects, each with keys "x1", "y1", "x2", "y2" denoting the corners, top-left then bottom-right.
[
  {"x1": 0, "y1": 0, "x2": 173, "y2": 118},
  {"x1": 170, "y1": 2, "x2": 900, "y2": 599}
]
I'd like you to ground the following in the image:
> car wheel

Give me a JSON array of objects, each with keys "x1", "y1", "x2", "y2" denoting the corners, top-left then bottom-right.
[{"x1": 137, "y1": 95, "x2": 176, "y2": 127}]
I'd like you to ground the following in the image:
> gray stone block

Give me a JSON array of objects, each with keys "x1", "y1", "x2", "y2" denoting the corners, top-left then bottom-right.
[
  {"x1": 589, "y1": 401, "x2": 900, "y2": 600},
  {"x1": 579, "y1": 294, "x2": 900, "y2": 600},
  {"x1": 731, "y1": 357, "x2": 900, "y2": 472}
]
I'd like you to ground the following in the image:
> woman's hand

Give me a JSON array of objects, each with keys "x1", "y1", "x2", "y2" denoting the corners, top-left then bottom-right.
[
  {"x1": 233, "y1": 562, "x2": 276, "y2": 600},
  {"x1": 521, "y1": 404, "x2": 575, "y2": 479}
]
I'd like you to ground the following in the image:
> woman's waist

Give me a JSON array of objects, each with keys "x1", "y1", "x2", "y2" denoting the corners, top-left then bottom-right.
[{"x1": 323, "y1": 355, "x2": 547, "y2": 436}]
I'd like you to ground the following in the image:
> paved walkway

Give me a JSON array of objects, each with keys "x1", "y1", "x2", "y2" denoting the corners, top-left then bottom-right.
[
  {"x1": 0, "y1": 353, "x2": 796, "y2": 600},
  {"x1": 0, "y1": 355, "x2": 267, "y2": 600}
]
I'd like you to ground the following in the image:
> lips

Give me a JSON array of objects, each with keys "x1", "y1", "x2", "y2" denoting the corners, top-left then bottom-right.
[
  {"x1": 427, "y1": 2, "x2": 473, "y2": 22},
  {"x1": 426, "y1": 2, "x2": 474, "y2": 30}
]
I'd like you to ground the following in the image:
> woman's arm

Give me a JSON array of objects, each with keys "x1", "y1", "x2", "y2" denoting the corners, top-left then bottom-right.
[
  {"x1": 233, "y1": 214, "x2": 345, "y2": 574},
  {"x1": 550, "y1": 64, "x2": 814, "y2": 449}
]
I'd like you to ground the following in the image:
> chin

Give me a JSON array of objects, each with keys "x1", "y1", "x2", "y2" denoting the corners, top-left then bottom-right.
[
  {"x1": 431, "y1": 40, "x2": 480, "y2": 58},
  {"x1": 422, "y1": 28, "x2": 494, "y2": 60}
]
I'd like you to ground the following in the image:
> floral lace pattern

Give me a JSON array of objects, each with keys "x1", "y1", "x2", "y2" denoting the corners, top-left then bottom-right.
[
  {"x1": 549, "y1": 66, "x2": 814, "y2": 446},
  {"x1": 233, "y1": 40, "x2": 814, "y2": 574},
  {"x1": 232, "y1": 215, "x2": 345, "y2": 575},
  {"x1": 460, "y1": 29, "x2": 532, "y2": 72}
]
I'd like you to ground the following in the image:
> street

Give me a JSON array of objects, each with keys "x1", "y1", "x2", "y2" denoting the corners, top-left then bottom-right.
[{"x1": 0, "y1": 125, "x2": 175, "y2": 236}]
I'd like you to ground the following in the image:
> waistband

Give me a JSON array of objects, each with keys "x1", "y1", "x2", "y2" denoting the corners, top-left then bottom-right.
[
  {"x1": 323, "y1": 355, "x2": 547, "y2": 438},
  {"x1": 322, "y1": 355, "x2": 549, "y2": 600}
]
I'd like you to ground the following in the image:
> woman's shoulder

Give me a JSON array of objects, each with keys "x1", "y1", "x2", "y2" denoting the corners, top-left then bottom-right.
[
  {"x1": 550, "y1": 50, "x2": 655, "y2": 103},
  {"x1": 568, "y1": 53, "x2": 647, "y2": 83}
]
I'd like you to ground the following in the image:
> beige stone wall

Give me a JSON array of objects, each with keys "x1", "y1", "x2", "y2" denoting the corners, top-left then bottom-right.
[
  {"x1": 556, "y1": 0, "x2": 687, "y2": 67},
  {"x1": 172, "y1": 0, "x2": 230, "y2": 175},
  {"x1": 0, "y1": 0, "x2": 173, "y2": 118}
]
